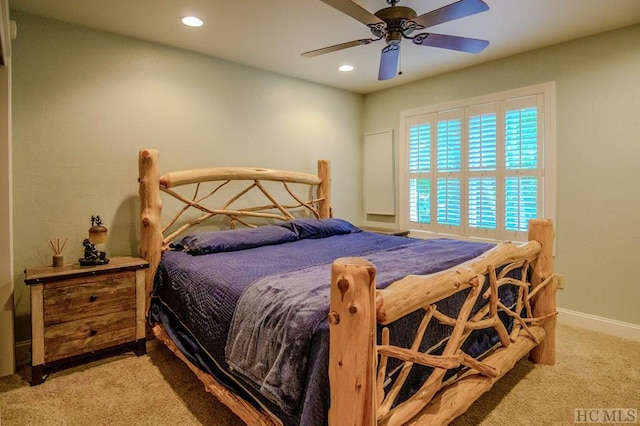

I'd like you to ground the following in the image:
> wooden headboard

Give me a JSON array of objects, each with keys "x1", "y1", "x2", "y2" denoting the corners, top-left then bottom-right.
[{"x1": 138, "y1": 148, "x2": 332, "y2": 309}]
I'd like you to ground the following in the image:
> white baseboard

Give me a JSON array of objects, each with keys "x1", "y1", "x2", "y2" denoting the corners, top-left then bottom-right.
[{"x1": 558, "y1": 308, "x2": 640, "y2": 342}]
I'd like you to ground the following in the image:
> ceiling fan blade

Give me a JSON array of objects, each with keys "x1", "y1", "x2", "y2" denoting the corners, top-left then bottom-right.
[
  {"x1": 413, "y1": 33, "x2": 489, "y2": 53},
  {"x1": 321, "y1": 0, "x2": 385, "y2": 29},
  {"x1": 301, "y1": 38, "x2": 377, "y2": 57},
  {"x1": 378, "y1": 45, "x2": 400, "y2": 81},
  {"x1": 411, "y1": 0, "x2": 489, "y2": 30}
]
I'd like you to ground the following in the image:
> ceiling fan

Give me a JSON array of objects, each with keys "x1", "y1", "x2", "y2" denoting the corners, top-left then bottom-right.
[{"x1": 302, "y1": 0, "x2": 491, "y2": 81}]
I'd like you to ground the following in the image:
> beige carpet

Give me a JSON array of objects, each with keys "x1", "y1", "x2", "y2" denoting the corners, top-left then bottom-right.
[{"x1": 1, "y1": 323, "x2": 638, "y2": 425}]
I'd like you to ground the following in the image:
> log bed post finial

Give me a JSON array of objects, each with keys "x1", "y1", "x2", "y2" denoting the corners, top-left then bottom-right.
[
  {"x1": 527, "y1": 218, "x2": 557, "y2": 365},
  {"x1": 329, "y1": 257, "x2": 377, "y2": 426},
  {"x1": 317, "y1": 160, "x2": 331, "y2": 219},
  {"x1": 138, "y1": 149, "x2": 163, "y2": 315}
]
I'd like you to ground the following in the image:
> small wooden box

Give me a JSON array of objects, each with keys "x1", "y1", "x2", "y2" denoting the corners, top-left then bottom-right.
[{"x1": 24, "y1": 256, "x2": 149, "y2": 385}]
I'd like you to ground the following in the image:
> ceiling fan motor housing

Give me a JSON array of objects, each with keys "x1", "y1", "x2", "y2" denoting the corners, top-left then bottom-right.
[{"x1": 372, "y1": 6, "x2": 419, "y2": 44}]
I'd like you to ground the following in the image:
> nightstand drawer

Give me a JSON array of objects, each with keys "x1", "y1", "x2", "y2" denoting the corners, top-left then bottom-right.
[
  {"x1": 44, "y1": 309, "x2": 136, "y2": 362},
  {"x1": 43, "y1": 272, "x2": 136, "y2": 325}
]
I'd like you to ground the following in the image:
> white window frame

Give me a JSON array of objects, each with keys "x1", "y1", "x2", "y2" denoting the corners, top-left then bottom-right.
[{"x1": 398, "y1": 82, "x2": 556, "y2": 243}]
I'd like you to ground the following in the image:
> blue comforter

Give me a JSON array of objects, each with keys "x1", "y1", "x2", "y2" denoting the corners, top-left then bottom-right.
[{"x1": 149, "y1": 223, "x2": 503, "y2": 425}]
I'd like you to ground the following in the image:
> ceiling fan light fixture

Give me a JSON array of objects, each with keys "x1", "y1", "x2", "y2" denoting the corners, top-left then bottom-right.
[
  {"x1": 338, "y1": 65, "x2": 354, "y2": 72},
  {"x1": 306, "y1": 0, "x2": 491, "y2": 81},
  {"x1": 181, "y1": 16, "x2": 204, "y2": 27}
]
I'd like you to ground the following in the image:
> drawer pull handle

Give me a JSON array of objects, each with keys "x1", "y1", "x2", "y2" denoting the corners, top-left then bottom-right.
[
  {"x1": 89, "y1": 329, "x2": 98, "y2": 336},
  {"x1": 89, "y1": 295, "x2": 97, "y2": 302}
]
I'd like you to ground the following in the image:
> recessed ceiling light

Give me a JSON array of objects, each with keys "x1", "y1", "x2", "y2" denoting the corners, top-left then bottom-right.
[
  {"x1": 338, "y1": 65, "x2": 354, "y2": 72},
  {"x1": 181, "y1": 16, "x2": 204, "y2": 27}
]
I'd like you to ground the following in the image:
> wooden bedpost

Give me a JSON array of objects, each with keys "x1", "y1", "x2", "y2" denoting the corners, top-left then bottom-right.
[
  {"x1": 527, "y1": 218, "x2": 557, "y2": 365},
  {"x1": 138, "y1": 149, "x2": 163, "y2": 313},
  {"x1": 328, "y1": 257, "x2": 377, "y2": 426},
  {"x1": 317, "y1": 159, "x2": 331, "y2": 219}
]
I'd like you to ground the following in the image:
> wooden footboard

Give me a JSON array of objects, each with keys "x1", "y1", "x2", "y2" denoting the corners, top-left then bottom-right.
[{"x1": 328, "y1": 219, "x2": 557, "y2": 426}]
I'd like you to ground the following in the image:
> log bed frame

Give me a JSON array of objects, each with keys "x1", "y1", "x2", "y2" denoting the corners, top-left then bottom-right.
[{"x1": 138, "y1": 148, "x2": 557, "y2": 426}]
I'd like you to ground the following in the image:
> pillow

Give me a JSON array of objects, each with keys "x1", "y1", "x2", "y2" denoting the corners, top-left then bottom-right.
[
  {"x1": 277, "y1": 218, "x2": 361, "y2": 240},
  {"x1": 177, "y1": 225, "x2": 298, "y2": 255}
]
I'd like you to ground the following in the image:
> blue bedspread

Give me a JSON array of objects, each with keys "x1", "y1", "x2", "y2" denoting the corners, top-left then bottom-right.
[
  {"x1": 149, "y1": 228, "x2": 501, "y2": 425},
  {"x1": 225, "y1": 238, "x2": 494, "y2": 413}
]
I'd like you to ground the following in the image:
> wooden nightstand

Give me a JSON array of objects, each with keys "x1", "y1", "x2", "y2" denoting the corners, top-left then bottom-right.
[{"x1": 24, "y1": 256, "x2": 149, "y2": 385}]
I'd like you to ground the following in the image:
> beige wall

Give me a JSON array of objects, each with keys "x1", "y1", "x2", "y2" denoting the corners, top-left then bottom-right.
[
  {"x1": 363, "y1": 24, "x2": 640, "y2": 325},
  {"x1": 0, "y1": 0, "x2": 14, "y2": 376},
  {"x1": 10, "y1": 12, "x2": 364, "y2": 344}
]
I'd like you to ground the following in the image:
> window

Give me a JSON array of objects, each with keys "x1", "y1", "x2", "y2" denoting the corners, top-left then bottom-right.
[{"x1": 400, "y1": 83, "x2": 555, "y2": 241}]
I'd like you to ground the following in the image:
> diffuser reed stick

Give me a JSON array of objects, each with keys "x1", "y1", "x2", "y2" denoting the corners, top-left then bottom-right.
[
  {"x1": 48, "y1": 237, "x2": 67, "y2": 267},
  {"x1": 47, "y1": 238, "x2": 67, "y2": 255}
]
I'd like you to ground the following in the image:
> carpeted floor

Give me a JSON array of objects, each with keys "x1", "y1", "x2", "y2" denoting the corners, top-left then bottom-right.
[{"x1": 1, "y1": 323, "x2": 638, "y2": 425}]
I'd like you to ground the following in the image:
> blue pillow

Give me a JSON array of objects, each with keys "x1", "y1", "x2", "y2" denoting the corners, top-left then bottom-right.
[
  {"x1": 277, "y1": 218, "x2": 361, "y2": 240},
  {"x1": 177, "y1": 225, "x2": 298, "y2": 255}
]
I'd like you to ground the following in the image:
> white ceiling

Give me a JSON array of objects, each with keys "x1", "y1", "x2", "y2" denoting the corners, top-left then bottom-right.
[{"x1": 8, "y1": 0, "x2": 640, "y2": 94}]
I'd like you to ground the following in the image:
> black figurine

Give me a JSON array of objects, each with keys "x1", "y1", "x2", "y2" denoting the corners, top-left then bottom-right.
[{"x1": 79, "y1": 238, "x2": 109, "y2": 266}]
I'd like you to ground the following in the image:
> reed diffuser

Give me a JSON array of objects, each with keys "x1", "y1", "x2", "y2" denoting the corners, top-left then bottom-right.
[{"x1": 48, "y1": 237, "x2": 67, "y2": 267}]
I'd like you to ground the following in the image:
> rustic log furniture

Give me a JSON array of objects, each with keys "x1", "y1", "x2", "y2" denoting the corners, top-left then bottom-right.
[
  {"x1": 24, "y1": 256, "x2": 148, "y2": 385},
  {"x1": 138, "y1": 148, "x2": 557, "y2": 426}
]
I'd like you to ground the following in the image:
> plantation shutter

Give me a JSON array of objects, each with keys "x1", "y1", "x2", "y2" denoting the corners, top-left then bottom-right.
[
  {"x1": 401, "y1": 85, "x2": 550, "y2": 241},
  {"x1": 502, "y1": 95, "x2": 542, "y2": 240},
  {"x1": 407, "y1": 114, "x2": 433, "y2": 228},
  {"x1": 467, "y1": 102, "x2": 498, "y2": 239},
  {"x1": 435, "y1": 109, "x2": 463, "y2": 234}
]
